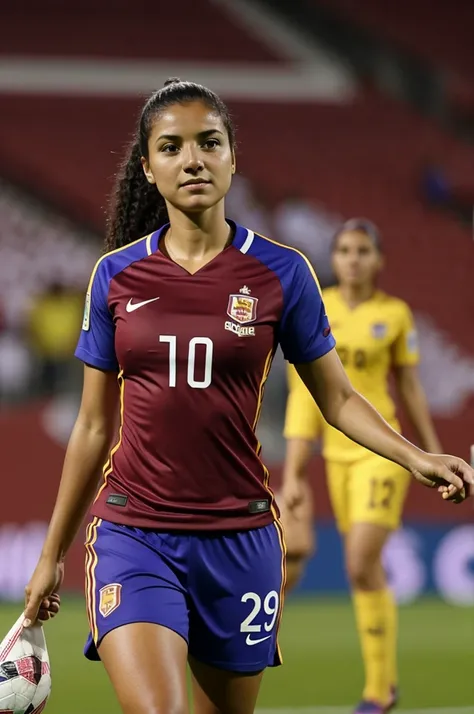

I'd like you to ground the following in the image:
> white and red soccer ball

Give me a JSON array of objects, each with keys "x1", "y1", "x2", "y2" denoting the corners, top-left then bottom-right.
[{"x1": 0, "y1": 614, "x2": 51, "y2": 713}]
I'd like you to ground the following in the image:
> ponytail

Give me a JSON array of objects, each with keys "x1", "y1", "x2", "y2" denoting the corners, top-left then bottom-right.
[{"x1": 105, "y1": 139, "x2": 168, "y2": 252}]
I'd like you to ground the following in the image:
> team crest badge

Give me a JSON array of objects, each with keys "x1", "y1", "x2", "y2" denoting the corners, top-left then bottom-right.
[
  {"x1": 371, "y1": 322, "x2": 387, "y2": 339},
  {"x1": 227, "y1": 294, "x2": 258, "y2": 324},
  {"x1": 99, "y1": 583, "x2": 122, "y2": 618}
]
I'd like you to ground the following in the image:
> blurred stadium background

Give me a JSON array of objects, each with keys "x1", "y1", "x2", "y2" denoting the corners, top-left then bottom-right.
[{"x1": 0, "y1": 1, "x2": 473, "y2": 712}]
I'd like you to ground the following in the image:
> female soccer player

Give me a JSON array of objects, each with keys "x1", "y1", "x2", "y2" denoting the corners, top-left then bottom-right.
[
  {"x1": 282, "y1": 218, "x2": 448, "y2": 713},
  {"x1": 23, "y1": 82, "x2": 472, "y2": 714}
]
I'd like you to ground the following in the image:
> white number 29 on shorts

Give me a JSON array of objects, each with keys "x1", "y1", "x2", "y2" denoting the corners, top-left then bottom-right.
[{"x1": 240, "y1": 591, "x2": 279, "y2": 645}]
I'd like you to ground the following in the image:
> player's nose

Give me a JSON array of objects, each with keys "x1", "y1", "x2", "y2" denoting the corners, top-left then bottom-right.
[{"x1": 181, "y1": 145, "x2": 204, "y2": 173}]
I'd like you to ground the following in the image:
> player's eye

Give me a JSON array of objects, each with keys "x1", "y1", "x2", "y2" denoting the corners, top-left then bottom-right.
[
  {"x1": 162, "y1": 143, "x2": 180, "y2": 153},
  {"x1": 202, "y1": 138, "x2": 220, "y2": 150}
]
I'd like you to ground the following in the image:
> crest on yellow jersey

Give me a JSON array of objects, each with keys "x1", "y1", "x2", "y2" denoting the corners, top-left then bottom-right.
[
  {"x1": 99, "y1": 583, "x2": 122, "y2": 618},
  {"x1": 371, "y1": 322, "x2": 387, "y2": 339}
]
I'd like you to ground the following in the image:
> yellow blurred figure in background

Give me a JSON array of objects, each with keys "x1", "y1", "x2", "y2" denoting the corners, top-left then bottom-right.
[
  {"x1": 28, "y1": 281, "x2": 83, "y2": 395},
  {"x1": 281, "y1": 219, "x2": 442, "y2": 714}
]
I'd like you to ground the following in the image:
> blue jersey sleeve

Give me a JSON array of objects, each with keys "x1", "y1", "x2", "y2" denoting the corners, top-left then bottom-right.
[
  {"x1": 279, "y1": 252, "x2": 335, "y2": 364},
  {"x1": 75, "y1": 259, "x2": 119, "y2": 371}
]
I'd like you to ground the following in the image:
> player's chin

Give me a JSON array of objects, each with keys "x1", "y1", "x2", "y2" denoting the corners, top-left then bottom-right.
[
  {"x1": 176, "y1": 191, "x2": 224, "y2": 212},
  {"x1": 344, "y1": 274, "x2": 365, "y2": 287}
]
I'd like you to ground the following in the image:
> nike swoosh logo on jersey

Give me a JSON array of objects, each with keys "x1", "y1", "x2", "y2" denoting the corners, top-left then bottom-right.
[
  {"x1": 126, "y1": 297, "x2": 160, "y2": 313},
  {"x1": 245, "y1": 634, "x2": 271, "y2": 646}
]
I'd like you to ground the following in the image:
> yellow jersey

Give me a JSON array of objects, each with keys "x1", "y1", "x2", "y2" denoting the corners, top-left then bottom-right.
[
  {"x1": 284, "y1": 288, "x2": 419, "y2": 462},
  {"x1": 28, "y1": 292, "x2": 84, "y2": 359}
]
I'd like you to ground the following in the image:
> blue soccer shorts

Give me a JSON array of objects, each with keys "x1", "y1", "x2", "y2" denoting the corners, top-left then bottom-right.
[{"x1": 84, "y1": 518, "x2": 286, "y2": 672}]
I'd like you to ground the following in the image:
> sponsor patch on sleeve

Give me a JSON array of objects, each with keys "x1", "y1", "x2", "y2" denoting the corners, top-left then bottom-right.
[{"x1": 82, "y1": 292, "x2": 91, "y2": 331}]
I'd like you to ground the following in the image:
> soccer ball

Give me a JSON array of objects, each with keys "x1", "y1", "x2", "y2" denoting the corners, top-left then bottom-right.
[{"x1": 0, "y1": 614, "x2": 51, "y2": 713}]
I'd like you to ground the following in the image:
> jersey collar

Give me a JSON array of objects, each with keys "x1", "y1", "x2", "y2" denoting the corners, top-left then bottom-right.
[{"x1": 148, "y1": 220, "x2": 253, "y2": 255}]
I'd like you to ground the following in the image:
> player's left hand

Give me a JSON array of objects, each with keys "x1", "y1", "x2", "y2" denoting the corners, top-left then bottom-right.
[{"x1": 410, "y1": 453, "x2": 474, "y2": 503}]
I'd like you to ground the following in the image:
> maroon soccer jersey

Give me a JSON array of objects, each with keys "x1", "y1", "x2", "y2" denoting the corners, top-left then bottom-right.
[{"x1": 75, "y1": 222, "x2": 335, "y2": 530}]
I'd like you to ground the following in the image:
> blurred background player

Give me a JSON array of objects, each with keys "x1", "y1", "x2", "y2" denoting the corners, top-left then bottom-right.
[
  {"x1": 281, "y1": 219, "x2": 443, "y2": 714},
  {"x1": 27, "y1": 280, "x2": 83, "y2": 397}
]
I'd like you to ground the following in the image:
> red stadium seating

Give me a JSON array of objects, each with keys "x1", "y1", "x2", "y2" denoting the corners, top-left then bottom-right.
[
  {"x1": 0, "y1": 89, "x2": 472, "y2": 345},
  {"x1": 0, "y1": 0, "x2": 284, "y2": 63},
  {"x1": 311, "y1": 0, "x2": 474, "y2": 86}
]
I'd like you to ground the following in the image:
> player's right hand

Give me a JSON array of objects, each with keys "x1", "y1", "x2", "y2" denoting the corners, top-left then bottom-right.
[
  {"x1": 410, "y1": 453, "x2": 474, "y2": 503},
  {"x1": 281, "y1": 475, "x2": 305, "y2": 512},
  {"x1": 23, "y1": 557, "x2": 64, "y2": 628}
]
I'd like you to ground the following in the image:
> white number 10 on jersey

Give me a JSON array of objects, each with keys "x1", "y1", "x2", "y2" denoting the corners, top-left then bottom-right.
[{"x1": 159, "y1": 335, "x2": 213, "y2": 389}]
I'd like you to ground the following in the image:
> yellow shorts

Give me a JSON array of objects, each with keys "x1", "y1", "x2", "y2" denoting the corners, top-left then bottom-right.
[{"x1": 326, "y1": 454, "x2": 410, "y2": 534}]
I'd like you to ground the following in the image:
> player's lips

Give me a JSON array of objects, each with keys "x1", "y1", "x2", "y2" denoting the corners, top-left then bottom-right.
[{"x1": 180, "y1": 178, "x2": 212, "y2": 189}]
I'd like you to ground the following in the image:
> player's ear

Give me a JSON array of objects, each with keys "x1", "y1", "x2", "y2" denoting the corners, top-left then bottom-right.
[
  {"x1": 141, "y1": 156, "x2": 156, "y2": 185},
  {"x1": 231, "y1": 149, "x2": 236, "y2": 175}
]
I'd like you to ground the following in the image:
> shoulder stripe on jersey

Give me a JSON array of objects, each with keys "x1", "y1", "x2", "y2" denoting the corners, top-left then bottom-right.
[
  {"x1": 239, "y1": 229, "x2": 255, "y2": 254},
  {"x1": 145, "y1": 233, "x2": 153, "y2": 256},
  {"x1": 85, "y1": 233, "x2": 152, "y2": 294},
  {"x1": 255, "y1": 232, "x2": 323, "y2": 295}
]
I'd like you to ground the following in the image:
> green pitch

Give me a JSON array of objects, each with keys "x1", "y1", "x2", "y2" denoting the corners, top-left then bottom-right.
[{"x1": 0, "y1": 597, "x2": 472, "y2": 713}]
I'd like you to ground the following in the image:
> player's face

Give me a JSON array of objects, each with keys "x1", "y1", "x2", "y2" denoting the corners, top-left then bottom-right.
[
  {"x1": 142, "y1": 101, "x2": 235, "y2": 214},
  {"x1": 332, "y1": 230, "x2": 382, "y2": 288}
]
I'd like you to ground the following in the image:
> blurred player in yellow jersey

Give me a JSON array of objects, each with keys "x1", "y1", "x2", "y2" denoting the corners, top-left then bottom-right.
[{"x1": 281, "y1": 219, "x2": 442, "y2": 714}]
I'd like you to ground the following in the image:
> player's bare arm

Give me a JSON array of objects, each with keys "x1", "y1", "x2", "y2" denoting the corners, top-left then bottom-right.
[
  {"x1": 24, "y1": 365, "x2": 119, "y2": 626},
  {"x1": 393, "y1": 364, "x2": 442, "y2": 453},
  {"x1": 281, "y1": 438, "x2": 315, "y2": 510},
  {"x1": 282, "y1": 371, "x2": 320, "y2": 510},
  {"x1": 296, "y1": 349, "x2": 474, "y2": 500}
]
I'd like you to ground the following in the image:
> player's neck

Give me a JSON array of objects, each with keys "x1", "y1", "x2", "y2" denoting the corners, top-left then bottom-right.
[
  {"x1": 338, "y1": 283, "x2": 375, "y2": 309},
  {"x1": 165, "y1": 204, "x2": 231, "y2": 261}
]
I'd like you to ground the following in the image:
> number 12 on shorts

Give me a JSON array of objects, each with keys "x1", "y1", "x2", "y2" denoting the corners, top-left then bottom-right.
[{"x1": 240, "y1": 591, "x2": 279, "y2": 645}]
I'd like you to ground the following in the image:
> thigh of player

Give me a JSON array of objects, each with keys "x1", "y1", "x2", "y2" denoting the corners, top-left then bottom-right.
[
  {"x1": 187, "y1": 521, "x2": 285, "y2": 714},
  {"x1": 189, "y1": 522, "x2": 285, "y2": 671},
  {"x1": 348, "y1": 454, "x2": 411, "y2": 530},
  {"x1": 84, "y1": 518, "x2": 190, "y2": 714},
  {"x1": 325, "y1": 460, "x2": 351, "y2": 534}
]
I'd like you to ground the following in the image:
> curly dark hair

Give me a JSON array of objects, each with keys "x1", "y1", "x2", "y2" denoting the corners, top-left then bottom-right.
[{"x1": 105, "y1": 78, "x2": 236, "y2": 252}]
